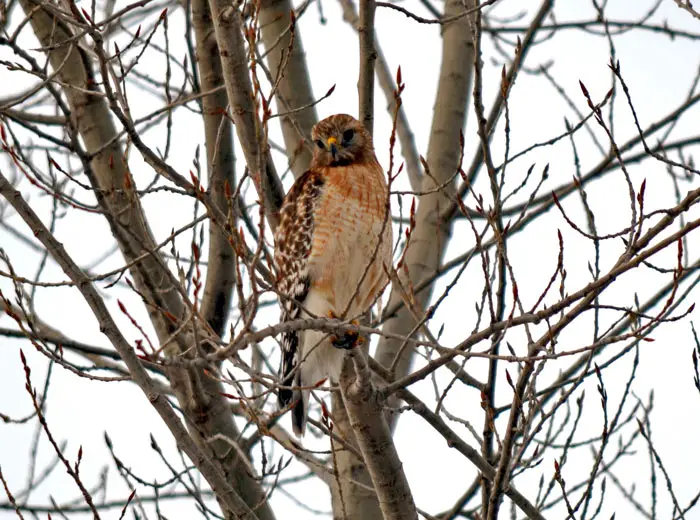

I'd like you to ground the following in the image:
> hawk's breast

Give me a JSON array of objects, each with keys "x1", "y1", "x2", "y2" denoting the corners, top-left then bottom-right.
[{"x1": 309, "y1": 161, "x2": 392, "y2": 315}]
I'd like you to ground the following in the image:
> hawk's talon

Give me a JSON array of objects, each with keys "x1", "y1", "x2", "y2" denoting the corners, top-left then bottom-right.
[
  {"x1": 327, "y1": 312, "x2": 360, "y2": 348},
  {"x1": 331, "y1": 330, "x2": 359, "y2": 350},
  {"x1": 330, "y1": 318, "x2": 364, "y2": 349}
]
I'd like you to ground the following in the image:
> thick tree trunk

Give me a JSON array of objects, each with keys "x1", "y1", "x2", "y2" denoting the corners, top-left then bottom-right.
[
  {"x1": 193, "y1": 0, "x2": 237, "y2": 336},
  {"x1": 374, "y1": 0, "x2": 477, "y2": 432},
  {"x1": 259, "y1": 0, "x2": 317, "y2": 178},
  {"x1": 18, "y1": 1, "x2": 275, "y2": 517},
  {"x1": 330, "y1": 389, "x2": 384, "y2": 520}
]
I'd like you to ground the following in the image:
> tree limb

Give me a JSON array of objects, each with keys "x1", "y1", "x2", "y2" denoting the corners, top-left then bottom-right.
[
  {"x1": 208, "y1": 0, "x2": 284, "y2": 228},
  {"x1": 259, "y1": 0, "x2": 317, "y2": 178},
  {"x1": 339, "y1": 349, "x2": 418, "y2": 520},
  {"x1": 373, "y1": 0, "x2": 476, "y2": 431},
  {"x1": 357, "y1": 0, "x2": 376, "y2": 134},
  {"x1": 192, "y1": 0, "x2": 237, "y2": 336},
  {"x1": 0, "y1": 171, "x2": 259, "y2": 519}
]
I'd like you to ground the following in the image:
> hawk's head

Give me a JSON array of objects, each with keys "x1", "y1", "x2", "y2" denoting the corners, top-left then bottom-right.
[{"x1": 310, "y1": 114, "x2": 373, "y2": 168}]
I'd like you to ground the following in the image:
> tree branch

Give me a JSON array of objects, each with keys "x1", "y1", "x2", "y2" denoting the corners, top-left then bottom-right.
[
  {"x1": 208, "y1": 0, "x2": 284, "y2": 229},
  {"x1": 259, "y1": 0, "x2": 317, "y2": 177},
  {"x1": 192, "y1": 0, "x2": 237, "y2": 336},
  {"x1": 339, "y1": 0, "x2": 422, "y2": 192},
  {"x1": 0, "y1": 171, "x2": 258, "y2": 519},
  {"x1": 15, "y1": 2, "x2": 275, "y2": 516},
  {"x1": 357, "y1": 0, "x2": 376, "y2": 134},
  {"x1": 373, "y1": 0, "x2": 477, "y2": 431},
  {"x1": 338, "y1": 350, "x2": 418, "y2": 520}
]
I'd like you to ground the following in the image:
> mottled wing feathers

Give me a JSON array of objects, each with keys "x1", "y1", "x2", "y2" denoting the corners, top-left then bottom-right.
[{"x1": 273, "y1": 169, "x2": 325, "y2": 408}]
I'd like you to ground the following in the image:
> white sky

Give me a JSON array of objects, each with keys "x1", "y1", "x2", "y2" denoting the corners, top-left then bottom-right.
[{"x1": 2, "y1": 0, "x2": 700, "y2": 518}]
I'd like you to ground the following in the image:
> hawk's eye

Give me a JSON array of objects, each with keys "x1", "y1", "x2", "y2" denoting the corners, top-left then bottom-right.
[
  {"x1": 342, "y1": 129, "x2": 355, "y2": 142},
  {"x1": 315, "y1": 139, "x2": 324, "y2": 149}
]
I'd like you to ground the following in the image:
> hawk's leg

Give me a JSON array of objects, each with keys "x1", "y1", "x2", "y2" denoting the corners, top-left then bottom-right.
[
  {"x1": 328, "y1": 312, "x2": 363, "y2": 350},
  {"x1": 332, "y1": 330, "x2": 360, "y2": 350}
]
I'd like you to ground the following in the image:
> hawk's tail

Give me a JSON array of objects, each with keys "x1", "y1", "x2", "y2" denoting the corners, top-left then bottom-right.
[
  {"x1": 291, "y1": 389, "x2": 309, "y2": 437},
  {"x1": 278, "y1": 344, "x2": 297, "y2": 407},
  {"x1": 279, "y1": 346, "x2": 309, "y2": 437}
]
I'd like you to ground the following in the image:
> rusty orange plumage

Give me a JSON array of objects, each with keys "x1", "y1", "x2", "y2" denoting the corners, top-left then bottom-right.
[{"x1": 274, "y1": 114, "x2": 392, "y2": 436}]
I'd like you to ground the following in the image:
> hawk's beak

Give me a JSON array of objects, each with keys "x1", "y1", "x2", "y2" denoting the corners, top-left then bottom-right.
[{"x1": 327, "y1": 136, "x2": 338, "y2": 159}]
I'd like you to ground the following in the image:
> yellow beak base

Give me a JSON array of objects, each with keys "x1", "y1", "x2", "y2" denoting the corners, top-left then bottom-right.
[{"x1": 327, "y1": 136, "x2": 338, "y2": 158}]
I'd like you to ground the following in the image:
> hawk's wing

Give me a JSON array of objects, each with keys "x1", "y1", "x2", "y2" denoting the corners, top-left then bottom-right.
[{"x1": 273, "y1": 169, "x2": 325, "y2": 408}]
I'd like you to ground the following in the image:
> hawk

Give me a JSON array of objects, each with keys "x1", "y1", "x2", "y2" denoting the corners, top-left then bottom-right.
[{"x1": 274, "y1": 113, "x2": 393, "y2": 436}]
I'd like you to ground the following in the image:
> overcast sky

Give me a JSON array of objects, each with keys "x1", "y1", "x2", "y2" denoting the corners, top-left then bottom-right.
[{"x1": 2, "y1": 0, "x2": 700, "y2": 518}]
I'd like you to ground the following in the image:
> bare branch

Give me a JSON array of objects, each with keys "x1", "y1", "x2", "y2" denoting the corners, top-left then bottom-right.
[
  {"x1": 0, "y1": 171, "x2": 259, "y2": 519},
  {"x1": 357, "y1": 0, "x2": 376, "y2": 134},
  {"x1": 259, "y1": 0, "x2": 317, "y2": 177}
]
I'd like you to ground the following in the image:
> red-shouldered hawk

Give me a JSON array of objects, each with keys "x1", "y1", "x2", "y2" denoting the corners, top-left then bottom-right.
[{"x1": 274, "y1": 114, "x2": 393, "y2": 436}]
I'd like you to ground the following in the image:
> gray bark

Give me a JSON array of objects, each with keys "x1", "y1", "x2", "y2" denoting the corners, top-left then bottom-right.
[
  {"x1": 259, "y1": 0, "x2": 317, "y2": 177},
  {"x1": 192, "y1": 0, "x2": 237, "y2": 336},
  {"x1": 330, "y1": 389, "x2": 384, "y2": 520},
  {"x1": 208, "y1": 0, "x2": 285, "y2": 228},
  {"x1": 17, "y1": 1, "x2": 275, "y2": 517},
  {"x1": 374, "y1": 0, "x2": 477, "y2": 431},
  {"x1": 338, "y1": 353, "x2": 418, "y2": 520}
]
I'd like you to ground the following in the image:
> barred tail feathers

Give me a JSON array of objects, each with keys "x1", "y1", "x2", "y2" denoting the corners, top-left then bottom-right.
[
  {"x1": 292, "y1": 388, "x2": 310, "y2": 437},
  {"x1": 278, "y1": 337, "x2": 308, "y2": 437},
  {"x1": 278, "y1": 341, "x2": 297, "y2": 409}
]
